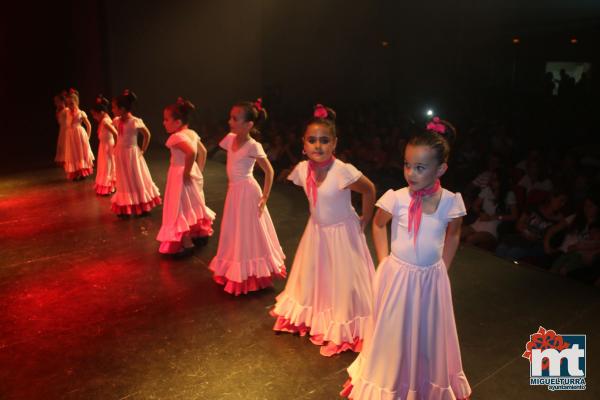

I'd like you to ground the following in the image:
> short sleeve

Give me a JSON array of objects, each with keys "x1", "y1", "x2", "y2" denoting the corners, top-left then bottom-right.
[
  {"x1": 287, "y1": 162, "x2": 305, "y2": 187},
  {"x1": 248, "y1": 141, "x2": 267, "y2": 158},
  {"x1": 376, "y1": 189, "x2": 398, "y2": 215},
  {"x1": 219, "y1": 133, "x2": 235, "y2": 151},
  {"x1": 447, "y1": 192, "x2": 467, "y2": 219},
  {"x1": 166, "y1": 132, "x2": 186, "y2": 148},
  {"x1": 338, "y1": 162, "x2": 362, "y2": 189},
  {"x1": 134, "y1": 118, "x2": 146, "y2": 130}
]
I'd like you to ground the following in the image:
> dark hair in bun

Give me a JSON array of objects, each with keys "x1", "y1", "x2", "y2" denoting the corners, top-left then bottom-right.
[
  {"x1": 165, "y1": 97, "x2": 196, "y2": 125},
  {"x1": 114, "y1": 89, "x2": 137, "y2": 112},
  {"x1": 407, "y1": 117, "x2": 457, "y2": 164},
  {"x1": 92, "y1": 94, "x2": 110, "y2": 112},
  {"x1": 306, "y1": 104, "x2": 337, "y2": 137},
  {"x1": 233, "y1": 98, "x2": 267, "y2": 136}
]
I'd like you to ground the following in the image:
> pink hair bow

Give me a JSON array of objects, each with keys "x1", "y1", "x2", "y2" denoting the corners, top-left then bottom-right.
[
  {"x1": 254, "y1": 97, "x2": 263, "y2": 111},
  {"x1": 426, "y1": 116, "x2": 446, "y2": 134},
  {"x1": 314, "y1": 104, "x2": 328, "y2": 119}
]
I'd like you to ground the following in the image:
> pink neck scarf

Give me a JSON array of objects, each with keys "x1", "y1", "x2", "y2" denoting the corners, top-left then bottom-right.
[
  {"x1": 306, "y1": 156, "x2": 335, "y2": 206},
  {"x1": 408, "y1": 179, "x2": 441, "y2": 246}
]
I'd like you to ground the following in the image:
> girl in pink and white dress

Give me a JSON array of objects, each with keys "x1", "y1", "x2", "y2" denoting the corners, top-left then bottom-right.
[
  {"x1": 342, "y1": 118, "x2": 472, "y2": 400},
  {"x1": 53, "y1": 91, "x2": 68, "y2": 165},
  {"x1": 90, "y1": 95, "x2": 117, "y2": 195},
  {"x1": 63, "y1": 89, "x2": 95, "y2": 180},
  {"x1": 209, "y1": 99, "x2": 286, "y2": 295},
  {"x1": 157, "y1": 98, "x2": 216, "y2": 255},
  {"x1": 110, "y1": 90, "x2": 161, "y2": 216},
  {"x1": 271, "y1": 105, "x2": 376, "y2": 357}
]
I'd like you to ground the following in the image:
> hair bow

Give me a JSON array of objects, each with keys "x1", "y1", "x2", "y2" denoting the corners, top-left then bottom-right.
[
  {"x1": 254, "y1": 97, "x2": 263, "y2": 111},
  {"x1": 313, "y1": 104, "x2": 328, "y2": 119},
  {"x1": 426, "y1": 116, "x2": 446, "y2": 134}
]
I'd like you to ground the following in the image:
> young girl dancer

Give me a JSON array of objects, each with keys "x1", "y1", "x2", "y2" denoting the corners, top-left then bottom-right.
[
  {"x1": 271, "y1": 104, "x2": 376, "y2": 357},
  {"x1": 208, "y1": 99, "x2": 286, "y2": 295},
  {"x1": 54, "y1": 91, "x2": 68, "y2": 165},
  {"x1": 157, "y1": 98, "x2": 216, "y2": 255},
  {"x1": 63, "y1": 89, "x2": 95, "y2": 180},
  {"x1": 90, "y1": 95, "x2": 117, "y2": 195},
  {"x1": 111, "y1": 90, "x2": 161, "y2": 216},
  {"x1": 342, "y1": 118, "x2": 472, "y2": 399}
]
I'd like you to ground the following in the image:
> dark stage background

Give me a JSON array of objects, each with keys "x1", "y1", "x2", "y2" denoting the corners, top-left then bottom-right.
[{"x1": 1, "y1": 0, "x2": 600, "y2": 172}]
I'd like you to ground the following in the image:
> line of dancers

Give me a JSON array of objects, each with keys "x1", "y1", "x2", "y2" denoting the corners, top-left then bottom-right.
[{"x1": 53, "y1": 90, "x2": 472, "y2": 399}]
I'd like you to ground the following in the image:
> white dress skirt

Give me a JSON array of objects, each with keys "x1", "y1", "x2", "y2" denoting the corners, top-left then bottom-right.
[
  {"x1": 157, "y1": 129, "x2": 216, "y2": 253},
  {"x1": 94, "y1": 116, "x2": 116, "y2": 195}
]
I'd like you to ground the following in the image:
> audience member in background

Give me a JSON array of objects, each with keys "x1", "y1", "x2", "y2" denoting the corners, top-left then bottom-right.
[
  {"x1": 496, "y1": 191, "x2": 567, "y2": 263},
  {"x1": 462, "y1": 172, "x2": 518, "y2": 251}
]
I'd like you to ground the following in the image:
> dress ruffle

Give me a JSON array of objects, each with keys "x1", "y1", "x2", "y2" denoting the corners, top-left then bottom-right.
[
  {"x1": 157, "y1": 203, "x2": 215, "y2": 242},
  {"x1": 212, "y1": 274, "x2": 284, "y2": 296},
  {"x1": 210, "y1": 255, "x2": 286, "y2": 296},
  {"x1": 158, "y1": 217, "x2": 215, "y2": 254},
  {"x1": 272, "y1": 292, "x2": 367, "y2": 351},
  {"x1": 111, "y1": 196, "x2": 162, "y2": 215},
  {"x1": 66, "y1": 167, "x2": 94, "y2": 180},
  {"x1": 94, "y1": 182, "x2": 116, "y2": 195},
  {"x1": 343, "y1": 371, "x2": 471, "y2": 400}
]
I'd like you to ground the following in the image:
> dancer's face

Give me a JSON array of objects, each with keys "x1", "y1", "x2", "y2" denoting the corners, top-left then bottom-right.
[
  {"x1": 163, "y1": 109, "x2": 183, "y2": 134},
  {"x1": 228, "y1": 106, "x2": 253, "y2": 136},
  {"x1": 303, "y1": 123, "x2": 337, "y2": 163},
  {"x1": 403, "y1": 144, "x2": 446, "y2": 191},
  {"x1": 65, "y1": 96, "x2": 77, "y2": 109}
]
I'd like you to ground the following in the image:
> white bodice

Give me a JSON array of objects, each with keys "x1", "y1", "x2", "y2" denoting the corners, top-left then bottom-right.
[
  {"x1": 98, "y1": 116, "x2": 115, "y2": 145},
  {"x1": 219, "y1": 133, "x2": 267, "y2": 183},
  {"x1": 377, "y1": 188, "x2": 466, "y2": 266},
  {"x1": 166, "y1": 129, "x2": 202, "y2": 167},
  {"x1": 113, "y1": 116, "x2": 146, "y2": 148},
  {"x1": 288, "y1": 159, "x2": 362, "y2": 226}
]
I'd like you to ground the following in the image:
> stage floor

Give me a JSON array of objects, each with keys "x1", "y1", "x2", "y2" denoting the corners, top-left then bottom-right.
[{"x1": 1, "y1": 150, "x2": 598, "y2": 399}]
